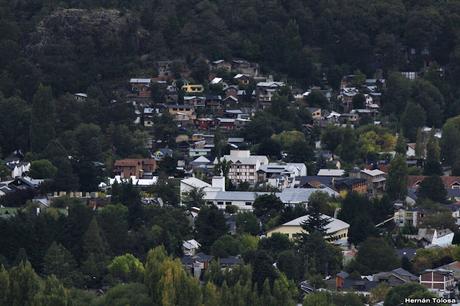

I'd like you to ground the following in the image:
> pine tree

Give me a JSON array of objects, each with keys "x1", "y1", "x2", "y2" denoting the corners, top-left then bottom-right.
[
  {"x1": 395, "y1": 133, "x2": 406, "y2": 155},
  {"x1": 202, "y1": 282, "x2": 219, "y2": 306},
  {"x1": 81, "y1": 217, "x2": 108, "y2": 288},
  {"x1": 414, "y1": 128, "x2": 424, "y2": 159},
  {"x1": 387, "y1": 155, "x2": 408, "y2": 200},
  {"x1": 33, "y1": 275, "x2": 69, "y2": 306},
  {"x1": 300, "y1": 197, "x2": 331, "y2": 237},
  {"x1": 0, "y1": 265, "x2": 9, "y2": 306},
  {"x1": 82, "y1": 217, "x2": 107, "y2": 257},
  {"x1": 30, "y1": 84, "x2": 56, "y2": 153},
  {"x1": 43, "y1": 242, "x2": 79, "y2": 287},
  {"x1": 424, "y1": 130, "x2": 442, "y2": 175},
  {"x1": 8, "y1": 261, "x2": 41, "y2": 306}
]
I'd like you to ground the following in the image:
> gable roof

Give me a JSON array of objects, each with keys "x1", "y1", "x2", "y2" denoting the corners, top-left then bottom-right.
[{"x1": 280, "y1": 214, "x2": 349, "y2": 234}]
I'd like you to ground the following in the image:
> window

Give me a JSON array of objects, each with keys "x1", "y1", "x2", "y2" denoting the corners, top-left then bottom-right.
[
  {"x1": 225, "y1": 201, "x2": 232, "y2": 205},
  {"x1": 245, "y1": 202, "x2": 252, "y2": 206},
  {"x1": 217, "y1": 201, "x2": 223, "y2": 205}
]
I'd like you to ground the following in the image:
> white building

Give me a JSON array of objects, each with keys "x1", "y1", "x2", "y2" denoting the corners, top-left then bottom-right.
[
  {"x1": 180, "y1": 176, "x2": 338, "y2": 211},
  {"x1": 182, "y1": 239, "x2": 201, "y2": 256},
  {"x1": 216, "y1": 150, "x2": 268, "y2": 184},
  {"x1": 317, "y1": 169, "x2": 345, "y2": 177},
  {"x1": 257, "y1": 163, "x2": 307, "y2": 189}
]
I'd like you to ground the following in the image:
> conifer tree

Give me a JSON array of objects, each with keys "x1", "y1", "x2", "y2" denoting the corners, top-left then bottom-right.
[
  {"x1": 30, "y1": 84, "x2": 56, "y2": 153},
  {"x1": 8, "y1": 261, "x2": 41, "y2": 306},
  {"x1": 43, "y1": 242, "x2": 79, "y2": 287},
  {"x1": 0, "y1": 265, "x2": 9, "y2": 306}
]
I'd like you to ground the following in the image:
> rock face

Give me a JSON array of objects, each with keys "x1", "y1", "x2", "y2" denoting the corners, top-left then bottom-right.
[{"x1": 28, "y1": 8, "x2": 145, "y2": 53}]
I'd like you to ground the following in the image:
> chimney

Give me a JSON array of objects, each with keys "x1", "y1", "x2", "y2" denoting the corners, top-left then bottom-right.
[{"x1": 212, "y1": 176, "x2": 225, "y2": 191}]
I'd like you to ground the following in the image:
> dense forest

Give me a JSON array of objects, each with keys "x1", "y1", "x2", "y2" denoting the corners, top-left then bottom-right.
[{"x1": 1, "y1": 0, "x2": 460, "y2": 94}]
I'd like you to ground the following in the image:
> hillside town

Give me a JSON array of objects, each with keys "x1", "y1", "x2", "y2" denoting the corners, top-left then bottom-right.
[{"x1": 2, "y1": 55, "x2": 460, "y2": 305}]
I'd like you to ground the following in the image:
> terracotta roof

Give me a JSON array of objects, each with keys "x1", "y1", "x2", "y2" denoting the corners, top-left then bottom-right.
[
  {"x1": 114, "y1": 159, "x2": 156, "y2": 167},
  {"x1": 407, "y1": 175, "x2": 460, "y2": 189}
]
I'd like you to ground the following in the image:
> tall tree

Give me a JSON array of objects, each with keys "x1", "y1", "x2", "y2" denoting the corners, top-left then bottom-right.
[
  {"x1": 195, "y1": 206, "x2": 228, "y2": 252},
  {"x1": 8, "y1": 261, "x2": 41, "y2": 306},
  {"x1": 43, "y1": 242, "x2": 79, "y2": 287},
  {"x1": 387, "y1": 155, "x2": 408, "y2": 200},
  {"x1": 300, "y1": 196, "x2": 331, "y2": 237},
  {"x1": 30, "y1": 84, "x2": 56, "y2": 153},
  {"x1": 401, "y1": 101, "x2": 426, "y2": 142},
  {"x1": 418, "y1": 176, "x2": 447, "y2": 203},
  {"x1": 423, "y1": 130, "x2": 442, "y2": 175}
]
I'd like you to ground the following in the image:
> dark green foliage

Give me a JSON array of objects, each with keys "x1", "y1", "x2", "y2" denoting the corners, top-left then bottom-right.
[
  {"x1": 253, "y1": 194, "x2": 284, "y2": 224},
  {"x1": 300, "y1": 195, "x2": 331, "y2": 236},
  {"x1": 355, "y1": 238, "x2": 399, "y2": 275},
  {"x1": 277, "y1": 250, "x2": 302, "y2": 281},
  {"x1": 338, "y1": 192, "x2": 377, "y2": 245},
  {"x1": 418, "y1": 175, "x2": 448, "y2": 203},
  {"x1": 236, "y1": 212, "x2": 259, "y2": 235},
  {"x1": 387, "y1": 155, "x2": 408, "y2": 200},
  {"x1": 30, "y1": 85, "x2": 56, "y2": 153},
  {"x1": 210, "y1": 235, "x2": 240, "y2": 258},
  {"x1": 195, "y1": 206, "x2": 228, "y2": 253}
]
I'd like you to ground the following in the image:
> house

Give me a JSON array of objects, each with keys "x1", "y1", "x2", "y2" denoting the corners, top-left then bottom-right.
[
  {"x1": 210, "y1": 77, "x2": 224, "y2": 85},
  {"x1": 205, "y1": 95, "x2": 223, "y2": 111},
  {"x1": 294, "y1": 176, "x2": 335, "y2": 189},
  {"x1": 189, "y1": 148, "x2": 211, "y2": 158},
  {"x1": 394, "y1": 207, "x2": 426, "y2": 227},
  {"x1": 183, "y1": 239, "x2": 201, "y2": 256},
  {"x1": 113, "y1": 159, "x2": 157, "y2": 178},
  {"x1": 74, "y1": 93, "x2": 87, "y2": 102},
  {"x1": 225, "y1": 85, "x2": 239, "y2": 98},
  {"x1": 5, "y1": 161, "x2": 30, "y2": 178},
  {"x1": 195, "y1": 118, "x2": 214, "y2": 130},
  {"x1": 335, "y1": 271, "x2": 378, "y2": 294},
  {"x1": 210, "y1": 60, "x2": 232, "y2": 72},
  {"x1": 227, "y1": 137, "x2": 245, "y2": 149},
  {"x1": 419, "y1": 269, "x2": 455, "y2": 293},
  {"x1": 223, "y1": 95, "x2": 239, "y2": 108},
  {"x1": 256, "y1": 81, "x2": 285, "y2": 104},
  {"x1": 317, "y1": 169, "x2": 345, "y2": 177},
  {"x1": 307, "y1": 107, "x2": 322, "y2": 120},
  {"x1": 417, "y1": 228, "x2": 454, "y2": 248},
  {"x1": 267, "y1": 214, "x2": 349, "y2": 242},
  {"x1": 167, "y1": 104, "x2": 196, "y2": 122},
  {"x1": 351, "y1": 169, "x2": 386, "y2": 197},
  {"x1": 439, "y1": 261, "x2": 460, "y2": 280},
  {"x1": 152, "y1": 148, "x2": 173, "y2": 161},
  {"x1": 373, "y1": 268, "x2": 418, "y2": 287},
  {"x1": 142, "y1": 107, "x2": 155, "y2": 127},
  {"x1": 181, "y1": 252, "x2": 214, "y2": 279},
  {"x1": 232, "y1": 60, "x2": 259, "y2": 77},
  {"x1": 190, "y1": 156, "x2": 211, "y2": 170},
  {"x1": 257, "y1": 163, "x2": 307, "y2": 189},
  {"x1": 216, "y1": 150, "x2": 269, "y2": 184},
  {"x1": 216, "y1": 118, "x2": 236, "y2": 130},
  {"x1": 180, "y1": 177, "x2": 212, "y2": 204},
  {"x1": 129, "y1": 78, "x2": 151, "y2": 97},
  {"x1": 340, "y1": 87, "x2": 359, "y2": 112},
  {"x1": 333, "y1": 178, "x2": 367, "y2": 196},
  {"x1": 182, "y1": 84, "x2": 204, "y2": 93},
  {"x1": 233, "y1": 74, "x2": 251, "y2": 86},
  {"x1": 184, "y1": 96, "x2": 206, "y2": 107}
]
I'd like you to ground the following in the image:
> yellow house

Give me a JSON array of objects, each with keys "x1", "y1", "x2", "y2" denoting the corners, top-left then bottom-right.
[
  {"x1": 182, "y1": 84, "x2": 204, "y2": 93},
  {"x1": 267, "y1": 214, "x2": 349, "y2": 243}
]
